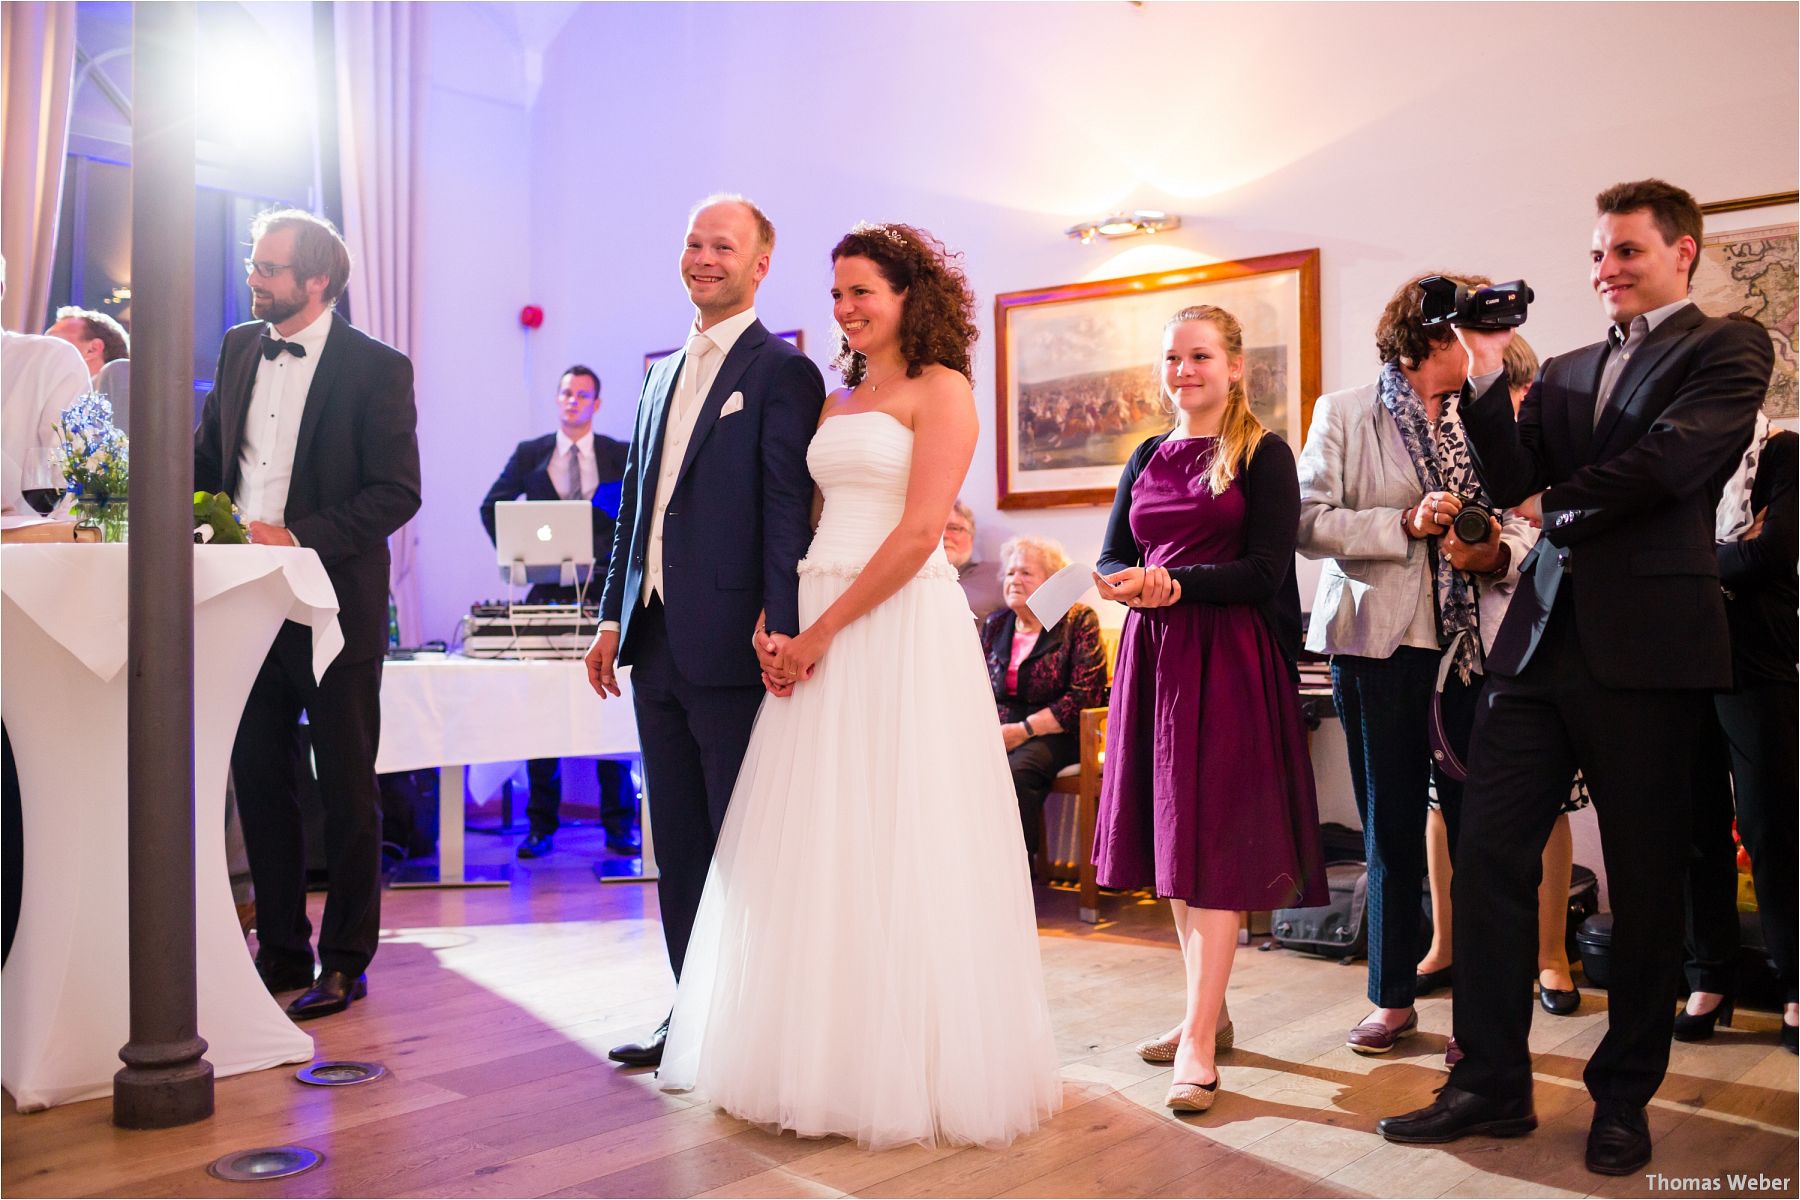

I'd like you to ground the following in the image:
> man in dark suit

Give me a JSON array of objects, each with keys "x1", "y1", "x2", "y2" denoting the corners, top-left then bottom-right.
[
  {"x1": 585, "y1": 194, "x2": 823, "y2": 1067},
  {"x1": 195, "y1": 208, "x2": 420, "y2": 1019},
  {"x1": 1379, "y1": 180, "x2": 1774, "y2": 1174},
  {"x1": 480, "y1": 365, "x2": 637, "y2": 858}
]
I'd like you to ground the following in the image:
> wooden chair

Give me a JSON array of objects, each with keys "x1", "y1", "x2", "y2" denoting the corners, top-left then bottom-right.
[{"x1": 1039, "y1": 626, "x2": 1118, "y2": 923}]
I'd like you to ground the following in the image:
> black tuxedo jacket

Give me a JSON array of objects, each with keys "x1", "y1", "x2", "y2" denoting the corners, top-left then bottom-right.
[
  {"x1": 195, "y1": 313, "x2": 422, "y2": 662},
  {"x1": 479, "y1": 431, "x2": 629, "y2": 565},
  {"x1": 1460, "y1": 303, "x2": 1773, "y2": 690},
  {"x1": 600, "y1": 319, "x2": 823, "y2": 688}
]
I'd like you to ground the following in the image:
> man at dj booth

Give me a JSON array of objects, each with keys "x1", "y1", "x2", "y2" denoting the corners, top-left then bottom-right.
[{"x1": 480, "y1": 365, "x2": 640, "y2": 858}]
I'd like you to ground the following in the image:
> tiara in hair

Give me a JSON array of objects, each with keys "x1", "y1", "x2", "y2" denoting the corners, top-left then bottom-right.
[{"x1": 852, "y1": 221, "x2": 907, "y2": 246}]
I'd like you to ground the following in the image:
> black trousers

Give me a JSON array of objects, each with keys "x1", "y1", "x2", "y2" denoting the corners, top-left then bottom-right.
[
  {"x1": 2, "y1": 725, "x2": 18, "y2": 965},
  {"x1": 1006, "y1": 731, "x2": 1077, "y2": 855},
  {"x1": 1683, "y1": 715, "x2": 1740, "y2": 994},
  {"x1": 1331, "y1": 648, "x2": 1475, "y2": 1009},
  {"x1": 524, "y1": 757, "x2": 636, "y2": 838},
  {"x1": 1685, "y1": 683, "x2": 1799, "y2": 1005},
  {"x1": 1449, "y1": 593, "x2": 1711, "y2": 1110},
  {"x1": 232, "y1": 622, "x2": 385, "y2": 978},
  {"x1": 626, "y1": 599, "x2": 763, "y2": 981}
]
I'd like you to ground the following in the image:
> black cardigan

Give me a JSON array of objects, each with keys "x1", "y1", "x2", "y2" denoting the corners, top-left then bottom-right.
[
  {"x1": 1096, "y1": 429, "x2": 1303, "y2": 664},
  {"x1": 1720, "y1": 428, "x2": 1796, "y2": 688}
]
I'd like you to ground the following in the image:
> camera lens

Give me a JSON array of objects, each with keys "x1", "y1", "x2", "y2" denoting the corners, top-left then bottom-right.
[{"x1": 1452, "y1": 507, "x2": 1492, "y2": 543}]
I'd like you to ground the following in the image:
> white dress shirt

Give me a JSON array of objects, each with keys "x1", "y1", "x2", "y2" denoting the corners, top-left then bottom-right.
[
  {"x1": 550, "y1": 428, "x2": 599, "y2": 500},
  {"x1": 640, "y1": 305, "x2": 758, "y2": 607},
  {"x1": 1, "y1": 331, "x2": 90, "y2": 515},
  {"x1": 236, "y1": 309, "x2": 333, "y2": 531}
]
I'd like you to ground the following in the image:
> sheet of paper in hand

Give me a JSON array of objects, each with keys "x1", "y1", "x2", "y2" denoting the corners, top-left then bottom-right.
[{"x1": 1025, "y1": 561, "x2": 1097, "y2": 630}]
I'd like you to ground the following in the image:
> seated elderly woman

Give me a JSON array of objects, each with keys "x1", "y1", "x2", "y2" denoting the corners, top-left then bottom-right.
[{"x1": 978, "y1": 535, "x2": 1108, "y2": 855}]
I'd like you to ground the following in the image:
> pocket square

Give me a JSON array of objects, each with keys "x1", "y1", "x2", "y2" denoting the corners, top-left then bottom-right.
[{"x1": 719, "y1": 392, "x2": 745, "y2": 418}]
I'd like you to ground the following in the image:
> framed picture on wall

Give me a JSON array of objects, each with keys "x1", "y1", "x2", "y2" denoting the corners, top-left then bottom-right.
[
  {"x1": 993, "y1": 250, "x2": 1320, "y2": 509},
  {"x1": 1698, "y1": 191, "x2": 1797, "y2": 422},
  {"x1": 644, "y1": 329, "x2": 805, "y2": 376}
]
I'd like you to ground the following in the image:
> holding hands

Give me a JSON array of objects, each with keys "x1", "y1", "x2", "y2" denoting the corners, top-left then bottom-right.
[
  {"x1": 1092, "y1": 564, "x2": 1183, "y2": 609},
  {"x1": 753, "y1": 611, "x2": 833, "y2": 696}
]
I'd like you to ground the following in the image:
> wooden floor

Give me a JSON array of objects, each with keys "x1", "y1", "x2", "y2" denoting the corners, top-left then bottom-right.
[{"x1": 6, "y1": 827, "x2": 1796, "y2": 1199}]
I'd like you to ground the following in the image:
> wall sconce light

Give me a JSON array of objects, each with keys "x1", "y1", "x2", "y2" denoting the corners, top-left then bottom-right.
[{"x1": 1065, "y1": 210, "x2": 1181, "y2": 243}]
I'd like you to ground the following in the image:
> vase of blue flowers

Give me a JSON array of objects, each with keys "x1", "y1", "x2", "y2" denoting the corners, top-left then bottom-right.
[{"x1": 58, "y1": 392, "x2": 130, "y2": 543}]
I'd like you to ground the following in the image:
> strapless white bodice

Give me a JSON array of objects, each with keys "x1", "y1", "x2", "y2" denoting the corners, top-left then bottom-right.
[{"x1": 801, "y1": 411, "x2": 955, "y2": 579}]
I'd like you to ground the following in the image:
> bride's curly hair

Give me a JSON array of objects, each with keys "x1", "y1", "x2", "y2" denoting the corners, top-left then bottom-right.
[{"x1": 829, "y1": 222, "x2": 978, "y2": 387}]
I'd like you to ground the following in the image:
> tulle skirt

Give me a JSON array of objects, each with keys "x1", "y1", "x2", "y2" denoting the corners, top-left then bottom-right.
[{"x1": 659, "y1": 564, "x2": 1062, "y2": 1150}]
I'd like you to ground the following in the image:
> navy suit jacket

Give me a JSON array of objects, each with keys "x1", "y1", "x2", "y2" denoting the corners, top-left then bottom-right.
[
  {"x1": 479, "y1": 430, "x2": 629, "y2": 566},
  {"x1": 195, "y1": 313, "x2": 420, "y2": 662},
  {"x1": 1460, "y1": 304, "x2": 1773, "y2": 690},
  {"x1": 601, "y1": 319, "x2": 824, "y2": 687}
]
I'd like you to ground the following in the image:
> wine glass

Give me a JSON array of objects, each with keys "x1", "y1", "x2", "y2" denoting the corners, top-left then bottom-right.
[{"x1": 21, "y1": 446, "x2": 68, "y2": 516}]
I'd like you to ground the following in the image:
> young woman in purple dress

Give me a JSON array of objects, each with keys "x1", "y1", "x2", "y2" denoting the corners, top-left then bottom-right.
[{"x1": 1091, "y1": 305, "x2": 1327, "y2": 1114}]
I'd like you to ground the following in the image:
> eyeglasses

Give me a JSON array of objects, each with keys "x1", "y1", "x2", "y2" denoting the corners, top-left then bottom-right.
[
  {"x1": 243, "y1": 259, "x2": 295, "y2": 279},
  {"x1": 944, "y1": 522, "x2": 972, "y2": 535}
]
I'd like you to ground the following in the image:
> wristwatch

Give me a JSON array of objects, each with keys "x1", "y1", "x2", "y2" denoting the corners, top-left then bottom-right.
[{"x1": 1021, "y1": 715, "x2": 1038, "y2": 737}]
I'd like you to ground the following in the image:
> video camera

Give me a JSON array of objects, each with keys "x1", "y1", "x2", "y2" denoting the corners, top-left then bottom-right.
[{"x1": 1418, "y1": 276, "x2": 1535, "y2": 330}]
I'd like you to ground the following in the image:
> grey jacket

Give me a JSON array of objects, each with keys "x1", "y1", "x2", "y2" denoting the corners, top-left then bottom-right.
[{"x1": 1296, "y1": 381, "x2": 1534, "y2": 660}]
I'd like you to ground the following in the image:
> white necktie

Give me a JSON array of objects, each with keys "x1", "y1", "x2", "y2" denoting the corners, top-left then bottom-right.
[{"x1": 680, "y1": 332, "x2": 715, "y2": 421}]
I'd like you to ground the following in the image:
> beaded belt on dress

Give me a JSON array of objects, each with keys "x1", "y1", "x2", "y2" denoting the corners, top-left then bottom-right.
[{"x1": 798, "y1": 557, "x2": 958, "y2": 582}]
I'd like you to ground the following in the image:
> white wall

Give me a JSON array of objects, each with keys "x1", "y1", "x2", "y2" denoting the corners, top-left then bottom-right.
[
  {"x1": 411, "y1": 4, "x2": 537, "y2": 642},
  {"x1": 520, "y1": 1, "x2": 1795, "y2": 577}
]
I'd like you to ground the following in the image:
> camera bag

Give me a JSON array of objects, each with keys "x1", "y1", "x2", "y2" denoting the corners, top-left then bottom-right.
[{"x1": 1272, "y1": 861, "x2": 1370, "y2": 961}]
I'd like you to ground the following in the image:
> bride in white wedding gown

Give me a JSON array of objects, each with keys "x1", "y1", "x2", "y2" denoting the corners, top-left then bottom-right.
[{"x1": 658, "y1": 223, "x2": 1061, "y2": 1150}]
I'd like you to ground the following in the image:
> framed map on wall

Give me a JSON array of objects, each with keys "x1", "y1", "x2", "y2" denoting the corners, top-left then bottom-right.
[{"x1": 1698, "y1": 192, "x2": 1797, "y2": 421}]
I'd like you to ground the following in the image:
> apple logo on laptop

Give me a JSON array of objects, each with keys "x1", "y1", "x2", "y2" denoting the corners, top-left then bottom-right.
[{"x1": 536, "y1": 524, "x2": 553, "y2": 542}]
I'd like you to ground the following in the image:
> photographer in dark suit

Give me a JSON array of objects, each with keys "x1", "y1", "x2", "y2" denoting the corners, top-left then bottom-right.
[
  {"x1": 1379, "y1": 180, "x2": 1774, "y2": 1176},
  {"x1": 481, "y1": 366, "x2": 637, "y2": 858},
  {"x1": 195, "y1": 208, "x2": 421, "y2": 1020}
]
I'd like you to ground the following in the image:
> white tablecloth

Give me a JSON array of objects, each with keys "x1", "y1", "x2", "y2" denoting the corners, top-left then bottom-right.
[
  {"x1": 1, "y1": 544, "x2": 338, "y2": 1111},
  {"x1": 376, "y1": 655, "x2": 639, "y2": 772},
  {"x1": 375, "y1": 655, "x2": 646, "y2": 885}
]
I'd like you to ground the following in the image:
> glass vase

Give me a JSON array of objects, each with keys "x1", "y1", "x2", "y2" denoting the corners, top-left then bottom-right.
[{"x1": 73, "y1": 496, "x2": 129, "y2": 543}]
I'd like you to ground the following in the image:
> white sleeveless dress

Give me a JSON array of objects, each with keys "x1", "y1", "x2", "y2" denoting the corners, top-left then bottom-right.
[{"x1": 658, "y1": 411, "x2": 1062, "y2": 1150}]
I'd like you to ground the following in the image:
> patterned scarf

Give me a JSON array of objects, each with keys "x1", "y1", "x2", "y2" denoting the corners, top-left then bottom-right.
[
  {"x1": 1378, "y1": 360, "x2": 1485, "y2": 681},
  {"x1": 1716, "y1": 413, "x2": 1771, "y2": 542}
]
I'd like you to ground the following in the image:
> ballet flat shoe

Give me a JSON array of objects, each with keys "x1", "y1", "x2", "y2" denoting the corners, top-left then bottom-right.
[
  {"x1": 1165, "y1": 1078, "x2": 1220, "y2": 1113},
  {"x1": 1135, "y1": 1020, "x2": 1234, "y2": 1063}
]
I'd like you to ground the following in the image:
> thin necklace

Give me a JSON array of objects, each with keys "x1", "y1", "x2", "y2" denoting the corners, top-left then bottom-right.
[{"x1": 863, "y1": 363, "x2": 905, "y2": 393}]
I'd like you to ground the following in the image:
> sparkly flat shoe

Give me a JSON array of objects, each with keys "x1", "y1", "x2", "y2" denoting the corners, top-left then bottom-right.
[
  {"x1": 1136, "y1": 1020, "x2": 1235, "y2": 1063},
  {"x1": 1165, "y1": 1078, "x2": 1220, "y2": 1113}
]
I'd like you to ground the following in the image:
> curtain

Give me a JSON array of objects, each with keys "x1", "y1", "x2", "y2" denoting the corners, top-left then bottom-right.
[
  {"x1": 1, "y1": 2, "x2": 77, "y2": 334},
  {"x1": 334, "y1": 0, "x2": 427, "y2": 644}
]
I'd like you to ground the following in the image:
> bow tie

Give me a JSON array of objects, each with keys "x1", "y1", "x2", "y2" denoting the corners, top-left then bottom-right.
[{"x1": 261, "y1": 335, "x2": 307, "y2": 361}]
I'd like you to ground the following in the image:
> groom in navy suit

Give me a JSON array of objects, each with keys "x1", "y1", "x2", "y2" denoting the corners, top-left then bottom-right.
[{"x1": 586, "y1": 195, "x2": 824, "y2": 1067}]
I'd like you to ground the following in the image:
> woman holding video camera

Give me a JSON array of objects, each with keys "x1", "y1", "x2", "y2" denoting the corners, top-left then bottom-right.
[{"x1": 1296, "y1": 274, "x2": 1535, "y2": 1055}]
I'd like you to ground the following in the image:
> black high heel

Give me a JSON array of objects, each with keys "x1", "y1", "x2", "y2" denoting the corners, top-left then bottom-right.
[
  {"x1": 1782, "y1": 1019, "x2": 1796, "y2": 1055},
  {"x1": 1672, "y1": 994, "x2": 1735, "y2": 1042},
  {"x1": 1415, "y1": 965, "x2": 1454, "y2": 996}
]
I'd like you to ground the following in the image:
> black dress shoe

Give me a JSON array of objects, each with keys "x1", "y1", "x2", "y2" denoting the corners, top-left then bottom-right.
[
  {"x1": 609, "y1": 1017, "x2": 670, "y2": 1067},
  {"x1": 1586, "y1": 1106, "x2": 1651, "y2": 1175},
  {"x1": 1379, "y1": 1085, "x2": 1537, "y2": 1144},
  {"x1": 286, "y1": 970, "x2": 368, "y2": 1020},
  {"x1": 517, "y1": 833, "x2": 554, "y2": 859},
  {"x1": 1539, "y1": 983, "x2": 1581, "y2": 1016},
  {"x1": 1672, "y1": 995, "x2": 1734, "y2": 1042},
  {"x1": 1415, "y1": 965, "x2": 1454, "y2": 996},
  {"x1": 256, "y1": 959, "x2": 317, "y2": 994},
  {"x1": 605, "y1": 829, "x2": 643, "y2": 855}
]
